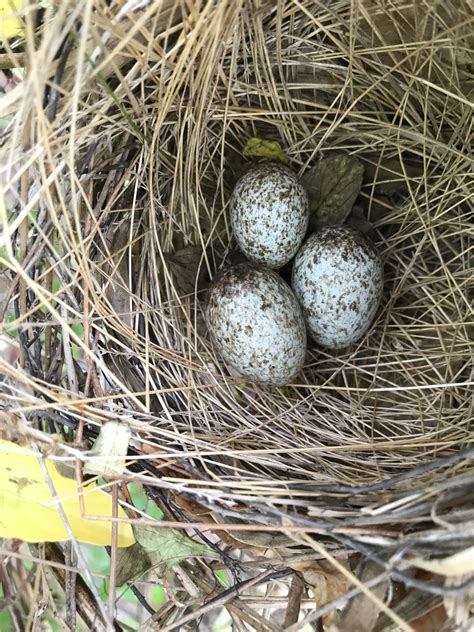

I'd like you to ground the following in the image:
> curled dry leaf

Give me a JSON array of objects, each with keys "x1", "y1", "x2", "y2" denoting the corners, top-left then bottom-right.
[
  {"x1": 408, "y1": 547, "x2": 474, "y2": 577},
  {"x1": 443, "y1": 573, "x2": 474, "y2": 630},
  {"x1": 84, "y1": 420, "x2": 131, "y2": 478},
  {"x1": 115, "y1": 542, "x2": 152, "y2": 586},
  {"x1": 296, "y1": 559, "x2": 351, "y2": 625},
  {"x1": 301, "y1": 154, "x2": 364, "y2": 229},
  {"x1": 361, "y1": 153, "x2": 424, "y2": 221},
  {"x1": 102, "y1": 221, "x2": 134, "y2": 328},
  {"x1": 165, "y1": 244, "x2": 206, "y2": 296},
  {"x1": 333, "y1": 559, "x2": 388, "y2": 632}
]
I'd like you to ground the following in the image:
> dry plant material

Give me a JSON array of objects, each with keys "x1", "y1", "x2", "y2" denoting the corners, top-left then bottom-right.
[
  {"x1": 102, "y1": 221, "x2": 136, "y2": 329},
  {"x1": 115, "y1": 542, "x2": 152, "y2": 587},
  {"x1": 1, "y1": 0, "x2": 473, "y2": 628},
  {"x1": 297, "y1": 559, "x2": 351, "y2": 625},
  {"x1": 333, "y1": 560, "x2": 388, "y2": 632},
  {"x1": 443, "y1": 573, "x2": 474, "y2": 630},
  {"x1": 83, "y1": 420, "x2": 131, "y2": 477},
  {"x1": 164, "y1": 244, "x2": 206, "y2": 296}
]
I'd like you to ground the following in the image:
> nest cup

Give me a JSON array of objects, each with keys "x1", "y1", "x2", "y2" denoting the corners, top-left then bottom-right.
[{"x1": 1, "y1": 0, "x2": 473, "y2": 628}]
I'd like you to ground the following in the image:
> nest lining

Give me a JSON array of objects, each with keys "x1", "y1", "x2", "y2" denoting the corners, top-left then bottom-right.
[{"x1": 1, "y1": 0, "x2": 473, "y2": 622}]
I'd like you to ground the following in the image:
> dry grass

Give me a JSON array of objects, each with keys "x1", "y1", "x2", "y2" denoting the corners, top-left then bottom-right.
[{"x1": 1, "y1": 0, "x2": 473, "y2": 629}]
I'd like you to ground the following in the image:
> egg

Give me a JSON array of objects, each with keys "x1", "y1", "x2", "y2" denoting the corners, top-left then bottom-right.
[
  {"x1": 292, "y1": 226, "x2": 383, "y2": 349},
  {"x1": 205, "y1": 263, "x2": 306, "y2": 386},
  {"x1": 230, "y1": 162, "x2": 309, "y2": 268}
]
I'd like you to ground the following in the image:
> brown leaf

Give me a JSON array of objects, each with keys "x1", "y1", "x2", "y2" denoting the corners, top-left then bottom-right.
[
  {"x1": 335, "y1": 560, "x2": 388, "y2": 632},
  {"x1": 173, "y1": 494, "x2": 211, "y2": 516},
  {"x1": 302, "y1": 154, "x2": 364, "y2": 229},
  {"x1": 115, "y1": 542, "x2": 152, "y2": 586},
  {"x1": 411, "y1": 605, "x2": 449, "y2": 632},
  {"x1": 213, "y1": 527, "x2": 294, "y2": 555},
  {"x1": 362, "y1": 154, "x2": 423, "y2": 199},
  {"x1": 165, "y1": 244, "x2": 206, "y2": 296},
  {"x1": 443, "y1": 573, "x2": 474, "y2": 629},
  {"x1": 103, "y1": 221, "x2": 134, "y2": 328},
  {"x1": 0, "y1": 333, "x2": 20, "y2": 366},
  {"x1": 284, "y1": 574, "x2": 305, "y2": 627},
  {"x1": 298, "y1": 559, "x2": 351, "y2": 625},
  {"x1": 346, "y1": 206, "x2": 375, "y2": 236}
]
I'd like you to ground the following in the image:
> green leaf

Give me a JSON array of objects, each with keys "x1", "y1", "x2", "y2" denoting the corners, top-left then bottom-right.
[
  {"x1": 0, "y1": 587, "x2": 14, "y2": 632},
  {"x1": 302, "y1": 154, "x2": 364, "y2": 229},
  {"x1": 115, "y1": 542, "x2": 152, "y2": 586},
  {"x1": 242, "y1": 137, "x2": 287, "y2": 163},
  {"x1": 133, "y1": 524, "x2": 217, "y2": 571}
]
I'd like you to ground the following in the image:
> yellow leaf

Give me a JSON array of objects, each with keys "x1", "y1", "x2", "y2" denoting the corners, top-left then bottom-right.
[
  {"x1": 0, "y1": 1, "x2": 24, "y2": 41},
  {"x1": 242, "y1": 137, "x2": 288, "y2": 163},
  {"x1": 0, "y1": 440, "x2": 135, "y2": 547}
]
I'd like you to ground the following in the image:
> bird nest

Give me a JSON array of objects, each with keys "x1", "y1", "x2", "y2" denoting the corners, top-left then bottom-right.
[{"x1": 1, "y1": 0, "x2": 473, "y2": 629}]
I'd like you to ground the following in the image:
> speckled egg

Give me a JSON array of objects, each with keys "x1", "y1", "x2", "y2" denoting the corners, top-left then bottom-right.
[
  {"x1": 230, "y1": 162, "x2": 309, "y2": 268},
  {"x1": 292, "y1": 226, "x2": 383, "y2": 349},
  {"x1": 205, "y1": 263, "x2": 306, "y2": 386}
]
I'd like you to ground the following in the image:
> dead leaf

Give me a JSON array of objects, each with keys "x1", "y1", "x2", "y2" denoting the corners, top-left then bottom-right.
[
  {"x1": 409, "y1": 547, "x2": 474, "y2": 577},
  {"x1": 173, "y1": 494, "x2": 211, "y2": 516},
  {"x1": 165, "y1": 244, "x2": 206, "y2": 296},
  {"x1": 362, "y1": 154, "x2": 423, "y2": 198},
  {"x1": 444, "y1": 573, "x2": 474, "y2": 630},
  {"x1": 346, "y1": 206, "x2": 375, "y2": 236},
  {"x1": 301, "y1": 154, "x2": 364, "y2": 229},
  {"x1": 102, "y1": 221, "x2": 134, "y2": 328},
  {"x1": 297, "y1": 559, "x2": 351, "y2": 625},
  {"x1": 334, "y1": 559, "x2": 387, "y2": 632},
  {"x1": 284, "y1": 574, "x2": 305, "y2": 627},
  {"x1": 0, "y1": 333, "x2": 19, "y2": 365},
  {"x1": 84, "y1": 421, "x2": 131, "y2": 478},
  {"x1": 410, "y1": 604, "x2": 449, "y2": 632},
  {"x1": 115, "y1": 542, "x2": 152, "y2": 586}
]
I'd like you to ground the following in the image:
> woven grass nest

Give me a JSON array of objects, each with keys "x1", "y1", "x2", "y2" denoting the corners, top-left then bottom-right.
[{"x1": 1, "y1": 1, "x2": 473, "y2": 630}]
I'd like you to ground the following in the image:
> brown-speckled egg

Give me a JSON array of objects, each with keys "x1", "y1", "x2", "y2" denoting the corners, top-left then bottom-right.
[
  {"x1": 205, "y1": 263, "x2": 306, "y2": 386},
  {"x1": 292, "y1": 226, "x2": 383, "y2": 349},
  {"x1": 230, "y1": 162, "x2": 309, "y2": 268}
]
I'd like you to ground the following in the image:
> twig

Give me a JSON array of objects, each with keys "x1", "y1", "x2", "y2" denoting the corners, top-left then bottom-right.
[
  {"x1": 108, "y1": 483, "x2": 119, "y2": 621},
  {"x1": 144, "y1": 569, "x2": 292, "y2": 632},
  {"x1": 65, "y1": 545, "x2": 77, "y2": 631}
]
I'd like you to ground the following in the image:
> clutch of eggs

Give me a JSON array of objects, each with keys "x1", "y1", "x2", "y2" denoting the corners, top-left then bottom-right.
[
  {"x1": 292, "y1": 225, "x2": 383, "y2": 349},
  {"x1": 230, "y1": 162, "x2": 309, "y2": 269},
  {"x1": 205, "y1": 263, "x2": 306, "y2": 386}
]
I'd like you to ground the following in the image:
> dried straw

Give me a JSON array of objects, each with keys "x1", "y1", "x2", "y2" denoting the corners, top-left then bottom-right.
[{"x1": 1, "y1": 0, "x2": 472, "y2": 629}]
